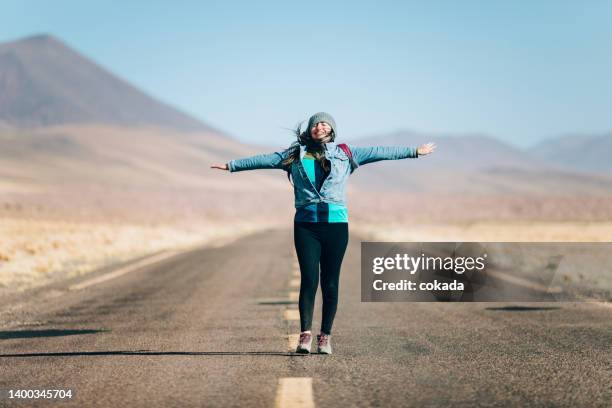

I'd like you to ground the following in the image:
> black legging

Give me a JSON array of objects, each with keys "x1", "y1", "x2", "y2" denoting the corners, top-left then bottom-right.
[{"x1": 293, "y1": 221, "x2": 349, "y2": 335}]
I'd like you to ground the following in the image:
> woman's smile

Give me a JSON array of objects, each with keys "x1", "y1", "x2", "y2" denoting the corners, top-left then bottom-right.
[{"x1": 312, "y1": 122, "x2": 332, "y2": 139}]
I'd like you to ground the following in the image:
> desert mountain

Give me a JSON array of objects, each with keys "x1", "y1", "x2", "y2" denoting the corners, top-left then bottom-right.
[
  {"x1": 531, "y1": 133, "x2": 612, "y2": 173},
  {"x1": 348, "y1": 131, "x2": 549, "y2": 171},
  {"x1": 342, "y1": 131, "x2": 612, "y2": 195},
  {"x1": 0, "y1": 34, "x2": 292, "y2": 223},
  {"x1": 0, "y1": 34, "x2": 212, "y2": 131}
]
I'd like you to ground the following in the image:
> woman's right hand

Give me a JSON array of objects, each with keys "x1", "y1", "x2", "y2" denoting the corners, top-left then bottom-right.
[{"x1": 210, "y1": 163, "x2": 229, "y2": 171}]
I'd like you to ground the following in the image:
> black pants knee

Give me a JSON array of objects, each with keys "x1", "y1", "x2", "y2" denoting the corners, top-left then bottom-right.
[{"x1": 293, "y1": 221, "x2": 349, "y2": 335}]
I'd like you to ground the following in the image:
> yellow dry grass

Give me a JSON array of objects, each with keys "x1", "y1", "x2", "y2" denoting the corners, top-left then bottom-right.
[{"x1": 0, "y1": 217, "x2": 272, "y2": 292}]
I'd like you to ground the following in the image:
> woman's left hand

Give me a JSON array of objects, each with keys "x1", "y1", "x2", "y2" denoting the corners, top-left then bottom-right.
[{"x1": 417, "y1": 142, "x2": 436, "y2": 156}]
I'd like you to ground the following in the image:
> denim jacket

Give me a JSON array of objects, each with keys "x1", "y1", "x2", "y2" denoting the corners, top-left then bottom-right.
[{"x1": 227, "y1": 141, "x2": 418, "y2": 208}]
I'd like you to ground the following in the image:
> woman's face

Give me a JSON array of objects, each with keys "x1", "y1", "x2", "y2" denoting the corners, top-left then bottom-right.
[{"x1": 310, "y1": 121, "x2": 332, "y2": 140}]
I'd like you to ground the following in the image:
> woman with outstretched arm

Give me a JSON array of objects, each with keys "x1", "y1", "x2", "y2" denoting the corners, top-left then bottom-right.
[{"x1": 211, "y1": 112, "x2": 436, "y2": 354}]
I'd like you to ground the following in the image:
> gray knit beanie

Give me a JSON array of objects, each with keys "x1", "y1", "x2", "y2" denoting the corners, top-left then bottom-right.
[{"x1": 307, "y1": 112, "x2": 337, "y2": 138}]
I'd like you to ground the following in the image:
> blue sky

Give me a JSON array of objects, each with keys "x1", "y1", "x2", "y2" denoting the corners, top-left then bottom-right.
[{"x1": 2, "y1": 0, "x2": 611, "y2": 147}]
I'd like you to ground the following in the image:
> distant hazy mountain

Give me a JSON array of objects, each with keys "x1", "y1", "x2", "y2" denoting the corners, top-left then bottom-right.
[
  {"x1": 348, "y1": 130, "x2": 550, "y2": 171},
  {"x1": 531, "y1": 133, "x2": 612, "y2": 172},
  {"x1": 0, "y1": 34, "x2": 212, "y2": 131},
  {"x1": 342, "y1": 131, "x2": 612, "y2": 195}
]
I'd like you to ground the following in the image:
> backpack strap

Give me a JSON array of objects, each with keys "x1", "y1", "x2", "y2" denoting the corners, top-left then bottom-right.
[{"x1": 338, "y1": 143, "x2": 358, "y2": 173}]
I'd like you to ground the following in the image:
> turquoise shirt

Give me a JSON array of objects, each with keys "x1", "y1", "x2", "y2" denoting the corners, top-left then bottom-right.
[{"x1": 294, "y1": 151, "x2": 348, "y2": 223}]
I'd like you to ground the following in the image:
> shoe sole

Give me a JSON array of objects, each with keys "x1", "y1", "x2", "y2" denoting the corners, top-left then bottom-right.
[{"x1": 295, "y1": 347, "x2": 310, "y2": 354}]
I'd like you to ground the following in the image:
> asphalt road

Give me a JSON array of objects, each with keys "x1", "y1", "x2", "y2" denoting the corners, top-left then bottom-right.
[{"x1": 0, "y1": 227, "x2": 610, "y2": 407}]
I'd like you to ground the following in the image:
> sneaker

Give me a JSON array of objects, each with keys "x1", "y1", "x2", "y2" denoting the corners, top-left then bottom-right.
[
  {"x1": 317, "y1": 333, "x2": 332, "y2": 354},
  {"x1": 295, "y1": 331, "x2": 312, "y2": 354}
]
